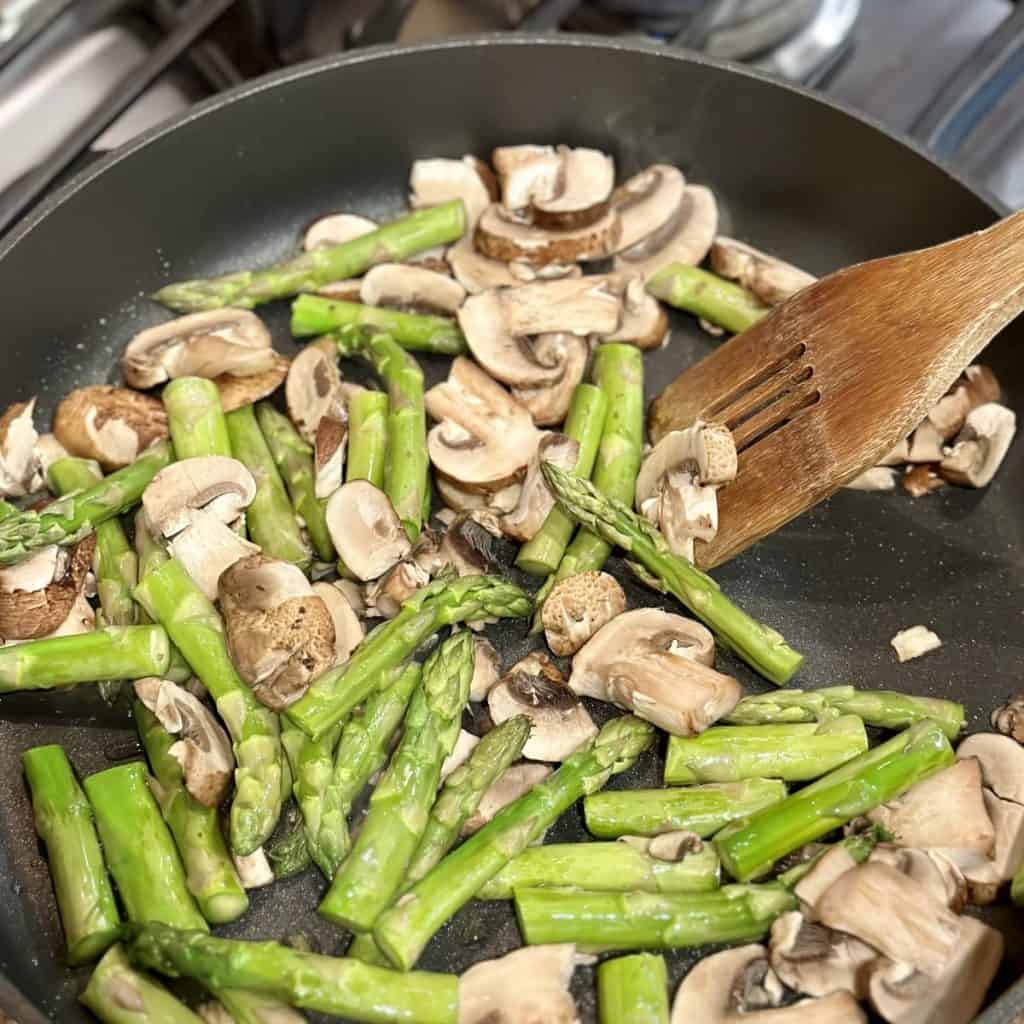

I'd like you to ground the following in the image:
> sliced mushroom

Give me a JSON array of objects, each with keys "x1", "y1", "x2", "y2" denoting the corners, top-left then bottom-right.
[
  {"x1": 982, "y1": 788, "x2": 1024, "y2": 880},
  {"x1": 434, "y1": 474, "x2": 522, "y2": 515},
  {"x1": 122, "y1": 310, "x2": 274, "y2": 389},
  {"x1": 334, "y1": 577, "x2": 366, "y2": 619},
  {"x1": 904, "y1": 464, "x2": 945, "y2": 495},
  {"x1": 929, "y1": 846, "x2": 1002, "y2": 906},
  {"x1": 770, "y1": 913, "x2": 878, "y2": 1000},
  {"x1": 0, "y1": 399, "x2": 41, "y2": 496},
  {"x1": 511, "y1": 333, "x2": 591, "y2": 427},
  {"x1": 476, "y1": 202, "x2": 622, "y2": 265},
  {"x1": 619, "y1": 829, "x2": 709, "y2": 864},
  {"x1": 492, "y1": 145, "x2": 563, "y2": 211},
  {"x1": 359, "y1": 263, "x2": 466, "y2": 315},
  {"x1": 53, "y1": 387, "x2": 169, "y2": 471},
  {"x1": 214, "y1": 354, "x2": 290, "y2": 413},
  {"x1": 440, "y1": 729, "x2": 480, "y2": 782},
  {"x1": 410, "y1": 156, "x2": 494, "y2": 227},
  {"x1": 603, "y1": 276, "x2": 670, "y2": 350},
  {"x1": 313, "y1": 413, "x2": 347, "y2": 500},
  {"x1": 143, "y1": 456, "x2": 256, "y2": 538},
  {"x1": 612, "y1": 165, "x2": 687, "y2": 252},
  {"x1": 470, "y1": 637, "x2": 501, "y2": 702},
  {"x1": 304, "y1": 212, "x2": 377, "y2": 251},
  {"x1": 462, "y1": 763, "x2": 552, "y2": 835},
  {"x1": 889, "y1": 624, "x2": 941, "y2": 662},
  {"x1": 792, "y1": 846, "x2": 859, "y2": 918},
  {"x1": 134, "y1": 677, "x2": 233, "y2": 807},
  {"x1": 219, "y1": 555, "x2": 336, "y2": 711},
  {"x1": 991, "y1": 693, "x2": 1024, "y2": 742},
  {"x1": 508, "y1": 260, "x2": 582, "y2": 283},
  {"x1": 867, "y1": 845, "x2": 968, "y2": 912},
  {"x1": 879, "y1": 439, "x2": 910, "y2": 466},
  {"x1": 285, "y1": 338, "x2": 345, "y2": 444},
  {"x1": 542, "y1": 571, "x2": 626, "y2": 657},
  {"x1": 34, "y1": 591, "x2": 95, "y2": 638},
  {"x1": 233, "y1": 847, "x2": 274, "y2": 889},
  {"x1": 502, "y1": 433, "x2": 579, "y2": 543},
  {"x1": 446, "y1": 244, "x2": 521, "y2": 294},
  {"x1": 530, "y1": 147, "x2": 615, "y2": 229},
  {"x1": 844, "y1": 467, "x2": 898, "y2": 491},
  {"x1": 432, "y1": 515, "x2": 495, "y2": 578},
  {"x1": 365, "y1": 558, "x2": 430, "y2": 619},
  {"x1": 710, "y1": 237, "x2": 816, "y2": 306},
  {"x1": 33, "y1": 433, "x2": 69, "y2": 478},
  {"x1": 325, "y1": 481, "x2": 412, "y2": 582},
  {"x1": 168, "y1": 510, "x2": 260, "y2": 601},
  {"x1": 910, "y1": 364, "x2": 1003, "y2": 456},
  {"x1": 957, "y1": 732, "x2": 1024, "y2": 803},
  {"x1": 940, "y1": 402, "x2": 1016, "y2": 487},
  {"x1": 488, "y1": 653, "x2": 596, "y2": 762},
  {"x1": 311, "y1": 581, "x2": 364, "y2": 664}
]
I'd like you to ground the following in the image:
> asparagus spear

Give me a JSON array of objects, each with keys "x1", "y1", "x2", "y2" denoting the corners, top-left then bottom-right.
[
  {"x1": 346, "y1": 389, "x2": 389, "y2": 489},
  {"x1": 477, "y1": 838, "x2": 720, "y2": 899},
  {"x1": 163, "y1": 376, "x2": 232, "y2": 459},
  {"x1": 320, "y1": 631, "x2": 474, "y2": 931},
  {"x1": 0, "y1": 625, "x2": 168, "y2": 691},
  {"x1": 541, "y1": 462, "x2": 804, "y2": 685},
  {"x1": 1011, "y1": 862, "x2": 1024, "y2": 907},
  {"x1": 122, "y1": 923, "x2": 459, "y2": 1024},
  {"x1": 516, "y1": 383, "x2": 609, "y2": 577},
  {"x1": 135, "y1": 701, "x2": 249, "y2": 924},
  {"x1": 725, "y1": 685, "x2": 965, "y2": 740},
  {"x1": 210, "y1": 989, "x2": 304, "y2": 1024},
  {"x1": 598, "y1": 954, "x2": 669, "y2": 1024},
  {"x1": 266, "y1": 817, "x2": 313, "y2": 880},
  {"x1": 775, "y1": 829, "x2": 885, "y2": 889},
  {"x1": 373, "y1": 715, "x2": 655, "y2": 971},
  {"x1": 294, "y1": 295, "x2": 467, "y2": 355},
  {"x1": 584, "y1": 780, "x2": 787, "y2": 839},
  {"x1": 81, "y1": 945, "x2": 205, "y2": 1024},
  {"x1": 135, "y1": 558, "x2": 284, "y2": 856},
  {"x1": 0, "y1": 440, "x2": 172, "y2": 564},
  {"x1": 84, "y1": 762, "x2": 208, "y2": 930},
  {"x1": 22, "y1": 745, "x2": 120, "y2": 964},
  {"x1": 255, "y1": 402, "x2": 334, "y2": 563},
  {"x1": 514, "y1": 884, "x2": 795, "y2": 951},
  {"x1": 664, "y1": 715, "x2": 869, "y2": 784},
  {"x1": 714, "y1": 720, "x2": 955, "y2": 881},
  {"x1": 287, "y1": 575, "x2": 531, "y2": 742},
  {"x1": 225, "y1": 404, "x2": 311, "y2": 570},
  {"x1": 646, "y1": 264, "x2": 769, "y2": 334}
]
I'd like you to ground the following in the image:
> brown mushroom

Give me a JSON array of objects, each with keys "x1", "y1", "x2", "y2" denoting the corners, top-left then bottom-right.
[
  {"x1": 530, "y1": 147, "x2": 615, "y2": 230},
  {"x1": 311, "y1": 581, "x2": 364, "y2": 664},
  {"x1": 462, "y1": 762, "x2": 552, "y2": 835},
  {"x1": 325, "y1": 481, "x2": 412, "y2": 582},
  {"x1": 940, "y1": 402, "x2": 1017, "y2": 487},
  {"x1": 360, "y1": 263, "x2": 465, "y2": 315},
  {"x1": 143, "y1": 456, "x2": 256, "y2": 538},
  {"x1": 285, "y1": 338, "x2": 346, "y2": 444},
  {"x1": 364, "y1": 558, "x2": 430, "y2": 619},
  {"x1": 213, "y1": 354, "x2": 290, "y2": 413},
  {"x1": 612, "y1": 165, "x2": 687, "y2": 252},
  {"x1": 475, "y1": 202, "x2": 622, "y2": 265},
  {"x1": 53, "y1": 387, "x2": 168, "y2": 471},
  {"x1": 314, "y1": 413, "x2": 347, "y2": 500},
  {"x1": 710, "y1": 237, "x2": 816, "y2": 306},
  {"x1": 511, "y1": 333, "x2": 591, "y2": 427},
  {"x1": 542, "y1": 571, "x2": 627, "y2": 657},
  {"x1": 0, "y1": 399, "x2": 42, "y2": 496},
  {"x1": 492, "y1": 145, "x2": 564, "y2": 210},
  {"x1": 434, "y1": 474, "x2": 522, "y2": 516},
  {"x1": 168, "y1": 511, "x2": 260, "y2": 601},
  {"x1": 470, "y1": 638, "x2": 501, "y2": 702},
  {"x1": 501, "y1": 433, "x2": 579, "y2": 543},
  {"x1": 446, "y1": 244, "x2": 521, "y2": 294}
]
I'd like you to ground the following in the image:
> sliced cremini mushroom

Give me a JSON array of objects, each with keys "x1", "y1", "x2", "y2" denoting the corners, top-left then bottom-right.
[
  {"x1": 542, "y1": 571, "x2": 627, "y2": 657},
  {"x1": 940, "y1": 402, "x2": 1016, "y2": 487},
  {"x1": 440, "y1": 729, "x2": 480, "y2": 782},
  {"x1": 31, "y1": 591, "x2": 95, "y2": 639},
  {"x1": 0, "y1": 399, "x2": 41, "y2": 496},
  {"x1": 612, "y1": 165, "x2": 687, "y2": 252},
  {"x1": 359, "y1": 263, "x2": 466, "y2": 315},
  {"x1": 992, "y1": 693, "x2": 1024, "y2": 742},
  {"x1": 219, "y1": 555, "x2": 335, "y2": 712},
  {"x1": 908, "y1": 364, "x2": 1003, "y2": 462},
  {"x1": 446, "y1": 244, "x2": 521, "y2": 294},
  {"x1": 956, "y1": 732, "x2": 1024, "y2": 803},
  {"x1": 492, "y1": 144, "x2": 563, "y2": 211},
  {"x1": 462, "y1": 763, "x2": 552, "y2": 835},
  {"x1": 508, "y1": 260, "x2": 582, "y2": 283},
  {"x1": 214, "y1": 354, "x2": 290, "y2": 413},
  {"x1": 143, "y1": 456, "x2": 256, "y2": 538},
  {"x1": 168, "y1": 510, "x2": 260, "y2": 601},
  {"x1": 410, "y1": 156, "x2": 495, "y2": 227},
  {"x1": 476, "y1": 202, "x2": 622, "y2": 265},
  {"x1": 511, "y1": 333, "x2": 591, "y2": 427},
  {"x1": 867, "y1": 845, "x2": 968, "y2": 912},
  {"x1": 928, "y1": 846, "x2": 1002, "y2": 906},
  {"x1": 769, "y1": 912, "x2": 878, "y2": 1000},
  {"x1": 434, "y1": 474, "x2": 522, "y2": 516},
  {"x1": 325, "y1": 481, "x2": 412, "y2": 582},
  {"x1": 488, "y1": 652, "x2": 596, "y2": 762},
  {"x1": 314, "y1": 413, "x2": 347, "y2": 500},
  {"x1": 304, "y1": 212, "x2": 377, "y2": 251},
  {"x1": 501, "y1": 433, "x2": 579, "y2": 543},
  {"x1": 603, "y1": 276, "x2": 670, "y2": 350},
  {"x1": 53, "y1": 387, "x2": 169, "y2": 471},
  {"x1": 710, "y1": 237, "x2": 816, "y2": 306},
  {"x1": 792, "y1": 845, "x2": 859, "y2": 918},
  {"x1": 530, "y1": 147, "x2": 615, "y2": 230},
  {"x1": 365, "y1": 558, "x2": 430, "y2": 619},
  {"x1": 431, "y1": 515, "x2": 495, "y2": 578},
  {"x1": 470, "y1": 638, "x2": 501, "y2": 702},
  {"x1": 285, "y1": 338, "x2": 345, "y2": 444},
  {"x1": 311, "y1": 581, "x2": 364, "y2": 664},
  {"x1": 122, "y1": 310, "x2": 274, "y2": 389},
  {"x1": 33, "y1": 433, "x2": 69, "y2": 478},
  {"x1": 134, "y1": 677, "x2": 233, "y2": 807}
]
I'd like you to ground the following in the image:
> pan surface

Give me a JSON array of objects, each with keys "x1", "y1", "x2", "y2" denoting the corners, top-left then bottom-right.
[{"x1": 0, "y1": 36, "x2": 1021, "y2": 1023}]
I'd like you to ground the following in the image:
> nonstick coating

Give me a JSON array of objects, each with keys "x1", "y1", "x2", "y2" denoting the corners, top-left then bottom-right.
[{"x1": 0, "y1": 36, "x2": 1021, "y2": 1024}]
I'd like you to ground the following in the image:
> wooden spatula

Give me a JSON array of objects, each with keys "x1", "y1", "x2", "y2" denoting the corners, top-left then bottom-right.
[{"x1": 649, "y1": 211, "x2": 1024, "y2": 569}]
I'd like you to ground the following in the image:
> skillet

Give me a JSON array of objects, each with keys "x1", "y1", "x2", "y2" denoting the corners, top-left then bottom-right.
[{"x1": 0, "y1": 35, "x2": 1021, "y2": 1024}]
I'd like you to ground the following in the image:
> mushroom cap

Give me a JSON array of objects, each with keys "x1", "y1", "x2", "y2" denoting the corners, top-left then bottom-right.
[
  {"x1": 469, "y1": 637, "x2": 501, "y2": 702},
  {"x1": 285, "y1": 338, "x2": 345, "y2": 444},
  {"x1": 603, "y1": 277, "x2": 670, "y2": 351},
  {"x1": 143, "y1": 456, "x2": 257, "y2": 538},
  {"x1": 956, "y1": 732, "x2": 1024, "y2": 803},
  {"x1": 410, "y1": 156, "x2": 494, "y2": 228},
  {"x1": 214, "y1": 354, "x2": 290, "y2": 412},
  {"x1": 53, "y1": 386, "x2": 169, "y2": 471},
  {"x1": 511, "y1": 333, "x2": 591, "y2": 427},
  {"x1": 476, "y1": 203, "x2": 622, "y2": 265},
  {"x1": 432, "y1": 515, "x2": 495, "y2": 578},
  {"x1": 530, "y1": 147, "x2": 615, "y2": 230},
  {"x1": 488, "y1": 652, "x2": 597, "y2": 762},
  {"x1": 304, "y1": 212, "x2": 377, "y2": 251},
  {"x1": 360, "y1": 263, "x2": 466, "y2": 315},
  {"x1": 940, "y1": 402, "x2": 1016, "y2": 487},
  {"x1": 168, "y1": 510, "x2": 260, "y2": 601},
  {"x1": 542, "y1": 571, "x2": 627, "y2": 657},
  {"x1": 311, "y1": 581, "x2": 364, "y2": 664},
  {"x1": 636, "y1": 423, "x2": 738, "y2": 508},
  {"x1": 462, "y1": 762, "x2": 553, "y2": 835},
  {"x1": 313, "y1": 413, "x2": 347, "y2": 500},
  {"x1": 709, "y1": 237, "x2": 816, "y2": 306},
  {"x1": 501, "y1": 433, "x2": 579, "y2": 543},
  {"x1": 769, "y1": 912, "x2": 878, "y2": 1000},
  {"x1": 325, "y1": 481, "x2": 412, "y2": 582},
  {"x1": 41, "y1": 591, "x2": 96, "y2": 638},
  {"x1": 612, "y1": 164, "x2": 687, "y2": 252},
  {"x1": 134, "y1": 677, "x2": 234, "y2": 807},
  {"x1": 0, "y1": 399, "x2": 41, "y2": 496}
]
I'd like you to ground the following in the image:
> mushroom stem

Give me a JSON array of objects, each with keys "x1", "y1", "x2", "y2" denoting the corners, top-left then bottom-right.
[
  {"x1": 646, "y1": 264, "x2": 769, "y2": 334},
  {"x1": 22, "y1": 745, "x2": 121, "y2": 964},
  {"x1": 714, "y1": 720, "x2": 955, "y2": 882},
  {"x1": 516, "y1": 384, "x2": 609, "y2": 577},
  {"x1": 346, "y1": 390, "x2": 389, "y2": 490},
  {"x1": 514, "y1": 884, "x2": 795, "y2": 951},
  {"x1": 162, "y1": 377, "x2": 232, "y2": 459},
  {"x1": 598, "y1": 953, "x2": 670, "y2": 1024},
  {"x1": 154, "y1": 200, "x2": 467, "y2": 313},
  {"x1": 134, "y1": 702, "x2": 249, "y2": 925}
]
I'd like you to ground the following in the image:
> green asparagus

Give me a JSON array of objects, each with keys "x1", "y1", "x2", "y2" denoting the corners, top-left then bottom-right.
[
  {"x1": 225, "y1": 405, "x2": 311, "y2": 570},
  {"x1": 287, "y1": 575, "x2": 530, "y2": 742},
  {"x1": 163, "y1": 377, "x2": 232, "y2": 458},
  {"x1": 516, "y1": 383, "x2": 609, "y2": 577},
  {"x1": 373, "y1": 715, "x2": 655, "y2": 971},
  {"x1": 84, "y1": 762, "x2": 207, "y2": 930},
  {"x1": 0, "y1": 440, "x2": 172, "y2": 563},
  {"x1": 266, "y1": 818, "x2": 313, "y2": 880},
  {"x1": 122, "y1": 923, "x2": 458, "y2": 1024},
  {"x1": 598, "y1": 954, "x2": 669, "y2": 1024},
  {"x1": 541, "y1": 462, "x2": 804, "y2": 684},
  {"x1": 646, "y1": 264, "x2": 769, "y2": 334},
  {"x1": 775, "y1": 828, "x2": 885, "y2": 889},
  {"x1": 346, "y1": 389, "x2": 389, "y2": 489},
  {"x1": 135, "y1": 558, "x2": 284, "y2": 856},
  {"x1": 22, "y1": 745, "x2": 121, "y2": 963},
  {"x1": 714, "y1": 720, "x2": 955, "y2": 881}
]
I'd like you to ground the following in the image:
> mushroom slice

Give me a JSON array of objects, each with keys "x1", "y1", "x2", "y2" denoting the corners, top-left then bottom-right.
[
  {"x1": 637, "y1": 423, "x2": 738, "y2": 501},
  {"x1": 462, "y1": 763, "x2": 552, "y2": 835},
  {"x1": 710, "y1": 237, "x2": 816, "y2": 306},
  {"x1": 530, "y1": 147, "x2": 615, "y2": 230},
  {"x1": 867, "y1": 917, "x2": 1003, "y2": 1024},
  {"x1": 285, "y1": 338, "x2": 345, "y2": 444},
  {"x1": 313, "y1": 413, "x2": 347, "y2": 500},
  {"x1": 508, "y1": 261, "x2": 583, "y2": 283},
  {"x1": 432, "y1": 515, "x2": 495, "y2": 578},
  {"x1": 359, "y1": 263, "x2": 466, "y2": 315},
  {"x1": 446, "y1": 244, "x2": 520, "y2": 294},
  {"x1": 612, "y1": 165, "x2": 687, "y2": 252},
  {"x1": 982, "y1": 788, "x2": 1024, "y2": 879},
  {"x1": 928, "y1": 846, "x2": 1002, "y2": 905},
  {"x1": 122, "y1": 309, "x2": 273, "y2": 389},
  {"x1": 475, "y1": 203, "x2": 622, "y2": 265},
  {"x1": 219, "y1": 555, "x2": 336, "y2": 712},
  {"x1": 458, "y1": 943, "x2": 580, "y2": 1024},
  {"x1": 334, "y1": 577, "x2": 366, "y2": 619},
  {"x1": 441, "y1": 729, "x2": 480, "y2": 782},
  {"x1": 501, "y1": 433, "x2": 579, "y2": 543},
  {"x1": 770, "y1": 913, "x2": 878, "y2": 999},
  {"x1": 311, "y1": 581, "x2": 364, "y2": 664},
  {"x1": 365, "y1": 558, "x2": 430, "y2": 619},
  {"x1": 603, "y1": 277, "x2": 670, "y2": 350},
  {"x1": 410, "y1": 156, "x2": 494, "y2": 227},
  {"x1": 792, "y1": 846, "x2": 858, "y2": 918},
  {"x1": 214, "y1": 354, "x2": 290, "y2": 413},
  {"x1": 488, "y1": 653, "x2": 597, "y2": 762},
  {"x1": 168, "y1": 511, "x2": 259, "y2": 601},
  {"x1": 992, "y1": 692, "x2": 1024, "y2": 742},
  {"x1": 816, "y1": 862, "x2": 960, "y2": 977},
  {"x1": 325, "y1": 481, "x2": 412, "y2": 582},
  {"x1": 470, "y1": 638, "x2": 501, "y2": 702},
  {"x1": 671, "y1": 944, "x2": 867, "y2": 1024},
  {"x1": 889, "y1": 624, "x2": 941, "y2": 662},
  {"x1": 542, "y1": 571, "x2": 627, "y2": 657},
  {"x1": 879, "y1": 439, "x2": 910, "y2": 466},
  {"x1": 304, "y1": 212, "x2": 377, "y2": 251},
  {"x1": 940, "y1": 402, "x2": 1016, "y2": 487},
  {"x1": 572, "y1": 607, "x2": 715, "y2": 668},
  {"x1": 494, "y1": 276, "x2": 623, "y2": 338},
  {"x1": 53, "y1": 387, "x2": 169, "y2": 471},
  {"x1": 957, "y1": 732, "x2": 1024, "y2": 803},
  {"x1": 134, "y1": 677, "x2": 233, "y2": 807},
  {"x1": 511, "y1": 333, "x2": 590, "y2": 427},
  {"x1": 32, "y1": 433, "x2": 69, "y2": 478},
  {"x1": 0, "y1": 399, "x2": 41, "y2": 496},
  {"x1": 844, "y1": 467, "x2": 897, "y2": 491},
  {"x1": 143, "y1": 456, "x2": 256, "y2": 538},
  {"x1": 867, "y1": 845, "x2": 968, "y2": 912},
  {"x1": 434, "y1": 474, "x2": 522, "y2": 515},
  {"x1": 492, "y1": 144, "x2": 563, "y2": 211}
]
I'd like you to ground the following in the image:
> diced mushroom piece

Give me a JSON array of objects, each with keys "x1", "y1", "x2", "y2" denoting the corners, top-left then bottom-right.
[
  {"x1": 169, "y1": 511, "x2": 260, "y2": 601},
  {"x1": 359, "y1": 263, "x2": 466, "y2": 315},
  {"x1": 458, "y1": 943, "x2": 580, "y2": 1024},
  {"x1": 285, "y1": 338, "x2": 346, "y2": 444},
  {"x1": 879, "y1": 439, "x2": 910, "y2": 466},
  {"x1": 365, "y1": 558, "x2": 430, "y2": 619},
  {"x1": 530, "y1": 147, "x2": 615, "y2": 230},
  {"x1": 619, "y1": 830, "x2": 710, "y2": 864},
  {"x1": 889, "y1": 625, "x2": 941, "y2": 663},
  {"x1": 982, "y1": 788, "x2": 1024, "y2": 880},
  {"x1": 956, "y1": 732, "x2": 1024, "y2": 804},
  {"x1": 476, "y1": 203, "x2": 622, "y2": 265},
  {"x1": 542, "y1": 571, "x2": 627, "y2": 657},
  {"x1": 304, "y1": 212, "x2": 377, "y2": 251},
  {"x1": 122, "y1": 309, "x2": 274, "y2": 389},
  {"x1": 844, "y1": 467, "x2": 897, "y2": 492},
  {"x1": 710, "y1": 237, "x2": 816, "y2": 306},
  {"x1": 867, "y1": 917, "x2": 1003, "y2": 1024},
  {"x1": 0, "y1": 399, "x2": 41, "y2": 496},
  {"x1": 431, "y1": 515, "x2": 495, "y2": 578},
  {"x1": 492, "y1": 145, "x2": 563, "y2": 211},
  {"x1": 461, "y1": 763, "x2": 552, "y2": 835},
  {"x1": 909, "y1": 364, "x2": 1003, "y2": 459},
  {"x1": 143, "y1": 456, "x2": 256, "y2": 538},
  {"x1": 615, "y1": 185, "x2": 718, "y2": 280},
  {"x1": 313, "y1": 413, "x2": 347, "y2": 500},
  {"x1": 671, "y1": 944, "x2": 867, "y2": 1024},
  {"x1": 603, "y1": 277, "x2": 669, "y2": 350},
  {"x1": 134, "y1": 677, "x2": 233, "y2": 807},
  {"x1": 816, "y1": 862, "x2": 960, "y2": 977},
  {"x1": 325, "y1": 481, "x2": 412, "y2": 582},
  {"x1": 411, "y1": 156, "x2": 495, "y2": 227},
  {"x1": 219, "y1": 555, "x2": 335, "y2": 712},
  {"x1": 867, "y1": 845, "x2": 967, "y2": 912},
  {"x1": 311, "y1": 581, "x2": 364, "y2": 664},
  {"x1": 501, "y1": 433, "x2": 579, "y2": 543},
  {"x1": 233, "y1": 848, "x2": 274, "y2": 889},
  {"x1": 488, "y1": 653, "x2": 597, "y2": 762},
  {"x1": 214, "y1": 355, "x2": 290, "y2": 413},
  {"x1": 470, "y1": 638, "x2": 501, "y2": 702},
  {"x1": 770, "y1": 913, "x2": 878, "y2": 1000},
  {"x1": 511, "y1": 333, "x2": 590, "y2": 427},
  {"x1": 612, "y1": 165, "x2": 687, "y2": 252},
  {"x1": 793, "y1": 846, "x2": 859, "y2": 918},
  {"x1": 991, "y1": 693, "x2": 1024, "y2": 742},
  {"x1": 940, "y1": 402, "x2": 1016, "y2": 487},
  {"x1": 440, "y1": 729, "x2": 480, "y2": 782}
]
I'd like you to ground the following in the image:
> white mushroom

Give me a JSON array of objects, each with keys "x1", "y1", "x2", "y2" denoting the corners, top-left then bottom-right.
[
  {"x1": 956, "y1": 732, "x2": 1024, "y2": 803},
  {"x1": 476, "y1": 203, "x2": 622, "y2": 265},
  {"x1": 304, "y1": 212, "x2": 377, "y2": 252},
  {"x1": 440, "y1": 730, "x2": 480, "y2": 782},
  {"x1": 134, "y1": 677, "x2": 233, "y2": 807},
  {"x1": 364, "y1": 558, "x2": 430, "y2": 619},
  {"x1": 710, "y1": 237, "x2": 816, "y2": 306},
  {"x1": 311, "y1": 581, "x2": 364, "y2": 664},
  {"x1": 501, "y1": 433, "x2": 579, "y2": 543},
  {"x1": 143, "y1": 456, "x2": 256, "y2": 538},
  {"x1": 982, "y1": 788, "x2": 1024, "y2": 880},
  {"x1": 889, "y1": 625, "x2": 941, "y2": 662},
  {"x1": 541, "y1": 571, "x2": 627, "y2": 657},
  {"x1": 769, "y1": 913, "x2": 878, "y2": 999},
  {"x1": 446, "y1": 244, "x2": 521, "y2": 294},
  {"x1": 325, "y1": 481, "x2": 411, "y2": 582},
  {"x1": 168, "y1": 511, "x2": 259, "y2": 601},
  {"x1": 844, "y1": 467, "x2": 897, "y2": 492},
  {"x1": 232, "y1": 848, "x2": 274, "y2": 889},
  {"x1": 492, "y1": 145, "x2": 563, "y2": 211},
  {"x1": 285, "y1": 338, "x2": 346, "y2": 444},
  {"x1": 313, "y1": 412, "x2": 347, "y2": 500},
  {"x1": 410, "y1": 156, "x2": 494, "y2": 227},
  {"x1": 470, "y1": 638, "x2": 501, "y2": 702},
  {"x1": 602, "y1": 276, "x2": 669, "y2": 350},
  {"x1": 792, "y1": 845, "x2": 859, "y2": 918},
  {"x1": 866, "y1": 845, "x2": 968, "y2": 912},
  {"x1": 612, "y1": 165, "x2": 687, "y2": 252},
  {"x1": 530, "y1": 147, "x2": 615, "y2": 229},
  {"x1": 32, "y1": 433, "x2": 69, "y2": 478},
  {"x1": 434, "y1": 475, "x2": 521, "y2": 517},
  {"x1": 508, "y1": 261, "x2": 582, "y2": 283},
  {"x1": 940, "y1": 402, "x2": 1016, "y2": 487},
  {"x1": 360, "y1": 263, "x2": 466, "y2": 315},
  {"x1": 0, "y1": 399, "x2": 41, "y2": 496},
  {"x1": 462, "y1": 763, "x2": 552, "y2": 835},
  {"x1": 928, "y1": 846, "x2": 1002, "y2": 906},
  {"x1": 511, "y1": 333, "x2": 591, "y2": 427}
]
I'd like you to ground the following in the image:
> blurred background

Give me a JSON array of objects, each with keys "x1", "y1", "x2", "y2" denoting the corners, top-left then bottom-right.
[{"x1": 1, "y1": 0, "x2": 1023, "y2": 235}]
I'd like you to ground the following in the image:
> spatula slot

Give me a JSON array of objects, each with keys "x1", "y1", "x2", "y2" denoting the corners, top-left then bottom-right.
[
  {"x1": 733, "y1": 382, "x2": 821, "y2": 453},
  {"x1": 703, "y1": 343, "x2": 807, "y2": 422}
]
